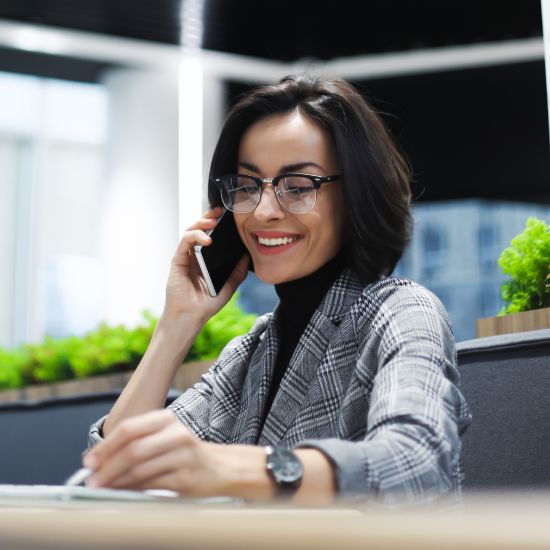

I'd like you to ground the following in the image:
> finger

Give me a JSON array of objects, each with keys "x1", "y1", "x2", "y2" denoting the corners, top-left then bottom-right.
[
  {"x1": 87, "y1": 419, "x2": 189, "y2": 488},
  {"x1": 176, "y1": 210, "x2": 224, "y2": 259},
  {"x1": 185, "y1": 217, "x2": 218, "y2": 233},
  {"x1": 186, "y1": 207, "x2": 223, "y2": 229},
  {"x1": 109, "y1": 447, "x2": 189, "y2": 490},
  {"x1": 203, "y1": 206, "x2": 224, "y2": 219},
  {"x1": 172, "y1": 229, "x2": 213, "y2": 262},
  {"x1": 131, "y1": 471, "x2": 196, "y2": 495},
  {"x1": 85, "y1": 410, "x2": 176, "y2": 469}
]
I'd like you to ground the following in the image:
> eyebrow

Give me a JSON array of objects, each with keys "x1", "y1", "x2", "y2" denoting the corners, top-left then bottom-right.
[{"x1": 238, "y1": 161, "x2": 326, "y2": 174}]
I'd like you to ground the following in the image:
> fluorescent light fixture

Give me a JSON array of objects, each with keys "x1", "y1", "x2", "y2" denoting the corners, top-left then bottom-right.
[
  {"x1": 11, "y1": 27, "x2": 67, "y2": 54},
  {"x1": 178, "y1": 0, "x2": 207, "y2": 234},
  {"x1": 180, "y1": 0, "x2": 206, "y2": 49}
]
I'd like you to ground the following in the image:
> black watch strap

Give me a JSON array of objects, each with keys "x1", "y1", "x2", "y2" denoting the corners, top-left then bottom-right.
[{"x1": 265, "y1": 446, "x2": 303, "y2": 499}]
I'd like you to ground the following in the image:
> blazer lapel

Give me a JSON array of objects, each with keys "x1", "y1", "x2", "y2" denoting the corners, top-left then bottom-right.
[
  {"x1": 229, "y1": 309, "x2": 280, "y2": 444},
  {"x1": 207, "y1": 313, "x2": 272, "y2": 444},
  {"x1": 259, "y1": 269, "x2": 364, "y2": 445}
]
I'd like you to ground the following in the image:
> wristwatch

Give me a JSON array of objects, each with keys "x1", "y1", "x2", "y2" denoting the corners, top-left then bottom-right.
[{"x1": 265, "y1": 446, "x2": 303, "y2": 498}]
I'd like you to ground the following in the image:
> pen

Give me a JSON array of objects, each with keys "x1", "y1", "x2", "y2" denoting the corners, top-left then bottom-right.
[{"x1": 65, "y1": 467, "x2": 93, "y2": 487}]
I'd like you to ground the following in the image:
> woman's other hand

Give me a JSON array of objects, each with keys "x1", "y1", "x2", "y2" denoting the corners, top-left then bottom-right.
[
  {"x1": 84, "y1": 410, "x2": 228, "y2": 496},
  {"x1": 85, "y1": 410, "x2": 275, "y2": 500}
]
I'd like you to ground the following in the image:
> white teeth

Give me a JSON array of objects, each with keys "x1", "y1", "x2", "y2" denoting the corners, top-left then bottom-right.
[{"x1": 257, "y1": 236, "x2": 297, "y2": 246}]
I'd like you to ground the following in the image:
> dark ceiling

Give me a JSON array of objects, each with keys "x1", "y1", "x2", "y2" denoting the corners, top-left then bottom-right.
[
  {"x1": 0, "y1": 0, "x2": 548, "y2": 203},
  {"x1": 0, "y1": 0, "x2": 543, "y2": 61}
]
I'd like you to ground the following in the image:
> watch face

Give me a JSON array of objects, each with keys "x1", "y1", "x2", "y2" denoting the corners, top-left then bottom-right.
[{"x1": 268, "y1": 448, "x2": 303, "y2": 483}]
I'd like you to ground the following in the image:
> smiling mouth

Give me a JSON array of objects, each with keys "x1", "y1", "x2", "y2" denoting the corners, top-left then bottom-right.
[{"x1": 257, "y1": 236, "x2": 299, "y2": 247}]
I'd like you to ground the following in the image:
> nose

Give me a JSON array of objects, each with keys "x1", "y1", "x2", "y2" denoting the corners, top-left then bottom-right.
[{"x1": 253, "y1": 183, "x2": 285, "y2": 222}]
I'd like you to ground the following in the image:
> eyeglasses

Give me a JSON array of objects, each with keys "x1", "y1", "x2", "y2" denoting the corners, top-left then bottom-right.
[{"x1": 213, "y1": 173, "x2": 340, "y2": 214}]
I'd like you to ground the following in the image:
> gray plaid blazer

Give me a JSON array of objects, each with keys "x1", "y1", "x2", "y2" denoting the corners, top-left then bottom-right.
[{"x1": 166, "y1": 269, "x2": 471, "y2": 504}]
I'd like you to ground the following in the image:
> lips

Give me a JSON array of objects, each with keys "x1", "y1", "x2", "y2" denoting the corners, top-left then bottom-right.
[{"x1": 251, "y1": 231, "x2": 303, "y2": 256}]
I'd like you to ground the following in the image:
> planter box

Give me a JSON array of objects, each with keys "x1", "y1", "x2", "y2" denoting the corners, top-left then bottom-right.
[
  {"x1": 476, "y1": 307, "x2": 550, "y2": 338},
  {"x1": 0, "y1": 360, "x2": 213, "y2": 404}
]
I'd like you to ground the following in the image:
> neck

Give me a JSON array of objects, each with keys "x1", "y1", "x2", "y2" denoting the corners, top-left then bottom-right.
[{"x1": 274, "y1": 250, "x2": 347, "y2": 314}]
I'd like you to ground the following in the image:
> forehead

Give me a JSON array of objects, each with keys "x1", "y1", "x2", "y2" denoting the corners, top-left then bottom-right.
[{"x1": 238, "y1": 111, "x2": 337, "y2": 168}]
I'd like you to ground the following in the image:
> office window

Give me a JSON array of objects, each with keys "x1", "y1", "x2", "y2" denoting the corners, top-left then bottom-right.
[
  {"x1": 0, "y1": 71, "x2": 107, "y2": 346},
  {"x1": 480, "y1": 283, "x2": 502, "y2": 318},
  {"x1": 421, "y1": 224, "x2": 447, "y2": 279},
  {"x1": 477, "y1": 223, "x2": 500, "y2": 274}
]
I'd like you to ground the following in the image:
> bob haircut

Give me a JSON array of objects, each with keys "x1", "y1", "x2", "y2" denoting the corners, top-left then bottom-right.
[{"x1": 208, "y1": 75, "x2": 412, "y2": 285}]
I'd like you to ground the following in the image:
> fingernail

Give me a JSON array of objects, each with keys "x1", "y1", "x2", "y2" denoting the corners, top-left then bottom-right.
[{"x1": 87, "y1": 476, "x2": 98, "y2": 487}]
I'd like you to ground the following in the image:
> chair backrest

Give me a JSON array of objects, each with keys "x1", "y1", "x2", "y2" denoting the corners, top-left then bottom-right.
[
  {"x1": 0, "y1": 390, "x2": 181, "y2": 485},
  {"x1": 457, "y1": 329, "x2": 550, "y2": 489}
]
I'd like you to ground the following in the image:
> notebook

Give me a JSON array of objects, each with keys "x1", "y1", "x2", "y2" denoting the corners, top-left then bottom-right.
[{"x1": 0, "y1": 485, "x2": 240, "y2": 506}]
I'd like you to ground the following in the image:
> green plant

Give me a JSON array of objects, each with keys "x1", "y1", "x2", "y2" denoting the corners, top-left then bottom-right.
[
  {"x1": 0, "y1": 295, "x2": 257, "y2": 391},
  {"x1": 498, "y1": 217, "x2": 550, "y2": 315},
  {"x1": 0, "y1": 348, "x2": 28, "y2": 389},
  {"x1": 186, "y1": 295, "x2": 258, "y2": 361}
]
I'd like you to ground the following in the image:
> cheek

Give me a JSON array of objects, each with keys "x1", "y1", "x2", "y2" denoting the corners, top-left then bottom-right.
[
  {"x1": 321, "y1": 224, "x2": 345, "y2": 252},
  {"x1": 234, "y1": 214, "x2": 248, "y2": 243},
  {"x1": 307, "y1": 218, "x2": 340, "y2": 256}
]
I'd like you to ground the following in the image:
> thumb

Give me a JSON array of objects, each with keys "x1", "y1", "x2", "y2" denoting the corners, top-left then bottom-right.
[{"x1": 218, "y1": 255, "x2": 250, "y2": 301}]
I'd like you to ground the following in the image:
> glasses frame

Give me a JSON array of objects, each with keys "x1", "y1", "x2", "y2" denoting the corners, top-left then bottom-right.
[{"x1": 213, "y1": 172, "x2": 341, "y2": 214}]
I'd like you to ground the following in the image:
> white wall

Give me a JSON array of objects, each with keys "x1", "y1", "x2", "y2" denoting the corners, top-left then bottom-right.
[
  {"x1": 99, "y1": 68, "x2": 179, "y2": 326},
  {"x1": 33, "y1": 142, "x2": 106, "y2": 338}
]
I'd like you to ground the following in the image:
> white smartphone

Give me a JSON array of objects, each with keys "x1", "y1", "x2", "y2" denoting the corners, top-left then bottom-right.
[{"x1": 194, "y1": 210, "x2": 249, "y2": 297}]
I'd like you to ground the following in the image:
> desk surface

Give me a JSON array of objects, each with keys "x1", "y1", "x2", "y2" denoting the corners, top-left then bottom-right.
[{"x1": 0, "y1": 493, "x2": 549, "y2": 550}]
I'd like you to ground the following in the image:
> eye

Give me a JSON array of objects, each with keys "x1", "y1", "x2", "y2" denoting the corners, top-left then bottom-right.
[
  {"x1": 281, "y1": 176, "x2": 314, "y2": 193},
  {"x1": 234, "y1": 184, "x2": 257, "y2": 193}
]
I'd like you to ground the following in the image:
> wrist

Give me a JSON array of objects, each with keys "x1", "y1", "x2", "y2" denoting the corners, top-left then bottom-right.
[
  {"x1": 150, "y1": 315, "x2": 203, "y2": 365},
  {"x1": 157, "y1": 310, "x2": 205, "y2": 335},
  {"x1": 209, "y1": 444, "x2": 275, "y2": 501}
]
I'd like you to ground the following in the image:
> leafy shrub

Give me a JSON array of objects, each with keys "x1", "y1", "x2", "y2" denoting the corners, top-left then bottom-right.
[
  {"x1": 0, "y1": 348, "x2": 28, "y2": 389},
  {"x1": 0, "y1": 296, "x2": 256, "y2": 390},
  {"x1": 186, "y1": 296, "x2": 257, "y2": 361},
  {"x1": 498, "y1": 217, "x2": 550, "y2": 315}
]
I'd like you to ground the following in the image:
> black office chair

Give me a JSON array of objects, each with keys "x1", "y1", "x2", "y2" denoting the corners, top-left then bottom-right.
[
  {"x1": 457, "y1": 329, "x2": 550, "y2": 489},
  {"x1": 0, "y1": 390, "x2": 181, "y2": 485}
]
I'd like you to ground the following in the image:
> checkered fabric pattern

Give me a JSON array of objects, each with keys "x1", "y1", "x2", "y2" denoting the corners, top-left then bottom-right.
[{"x1": 166, "y1": 269, "x2": 471, "y2": 504}]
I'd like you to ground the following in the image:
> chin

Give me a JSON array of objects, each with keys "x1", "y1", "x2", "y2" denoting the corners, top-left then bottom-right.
[
  {"x1": 256, "y1": 272, "x2": 287, "y2": 285},
  {"x1": 255, "y1": 266, "x2": 311, "y2": 285}
]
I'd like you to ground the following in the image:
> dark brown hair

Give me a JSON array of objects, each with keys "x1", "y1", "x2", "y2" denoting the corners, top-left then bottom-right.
[{"x1": 208, "y1": 75, "x2": 412, "y2": 284}]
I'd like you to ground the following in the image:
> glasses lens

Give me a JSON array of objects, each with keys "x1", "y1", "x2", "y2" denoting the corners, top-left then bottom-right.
[
  {"x1": 278, "y1": 176, "x2": 316, "y2": 213},
  {"x1": 220, "y1": 176, "x2": 260, "y2": 213}
]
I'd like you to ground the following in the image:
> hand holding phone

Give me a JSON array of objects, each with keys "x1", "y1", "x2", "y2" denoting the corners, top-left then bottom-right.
[{"x1": 194, "y1": 210, "x2": 250, "y2": 297}]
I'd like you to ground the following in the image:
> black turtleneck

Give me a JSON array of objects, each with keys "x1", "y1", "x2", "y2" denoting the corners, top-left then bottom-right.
[{"x1": 260, "y1": 250, "x2": 347, "y2": 428}]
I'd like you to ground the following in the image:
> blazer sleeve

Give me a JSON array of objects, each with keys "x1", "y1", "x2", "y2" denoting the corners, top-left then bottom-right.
[
  {"x1": 87, "y1": 312, "x2": 273, "y2": 448},
  {"x1": 296, "y1": 284, "x2": 471, "y2": 505},
  {"x1": 166, "y1": 334, "x2": 245, "y2": 439},
  {"x1": 87, "y1": 334, "x2": 245, "y2": 448}
]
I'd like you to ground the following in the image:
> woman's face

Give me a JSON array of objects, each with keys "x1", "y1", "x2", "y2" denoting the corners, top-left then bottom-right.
[{"x1": 234, "y1": 110, "x2": 347, "y2": 285}]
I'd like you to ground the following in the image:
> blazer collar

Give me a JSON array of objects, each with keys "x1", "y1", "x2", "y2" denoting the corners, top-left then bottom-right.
[{"x1": 315, "y1": 267, "x2": 365, "y2": 325}]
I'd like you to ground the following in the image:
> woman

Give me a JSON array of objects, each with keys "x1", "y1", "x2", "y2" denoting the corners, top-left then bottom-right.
[{"x1": 86, "y1": 75, "x2": 470, "y2": 505}]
